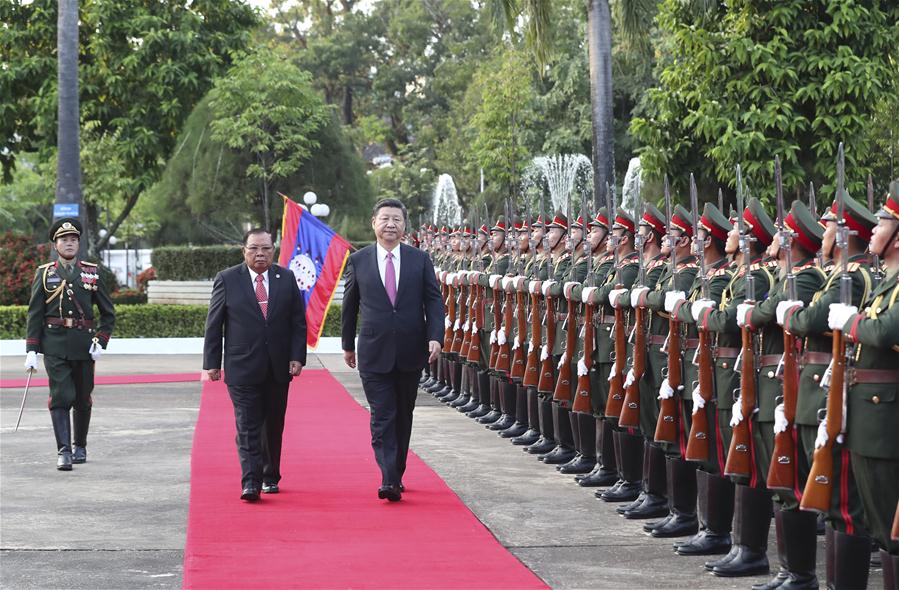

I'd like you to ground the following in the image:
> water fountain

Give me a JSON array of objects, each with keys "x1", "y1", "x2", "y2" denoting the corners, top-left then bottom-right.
[
  {"x1": 432, "y1": 173, "x2": 463, "y2": 227},
  {"x1": 621, "y1": 157, "x2": 643, "y2": 217},
  {"x1": 521, "y1": 154, "x2": 594, "y2": 215}
]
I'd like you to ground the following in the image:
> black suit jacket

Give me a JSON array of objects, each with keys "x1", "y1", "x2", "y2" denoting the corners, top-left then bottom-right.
[
  {"x1": 203, "y1": 263, "x2": 307, "y2": 386},
  {"x1": 341, "y1": 243, "x2": 444, "y2": 373}
]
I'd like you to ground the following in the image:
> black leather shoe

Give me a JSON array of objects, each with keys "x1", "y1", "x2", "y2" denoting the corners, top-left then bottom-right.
[
  {"x1": 449, "y1": 394, "x2": 470, "y2": 408},
  {"x1": 540, "y1": 447, "x2": 576, "y2": 465},
  {"x1": 651, "y1": 512, "x2": 698, "y2": 538},
  {"x1": 616, "y1": 492, "x2": 646, "y2": 515},
  {"x1": 558, "y1": 456, "x2": 595, "y2": 474},
  {"x1": 751, "y1": 569, "x2": 790, "y2": 590},
  {"x1": 262, "y1": 482, "x2": 279, "y2": 494},
  {"x1": 72, "y1": 446, "x2": 87, "y2": 464},
  {"x1": 525, "y1": 437, "x2": 557, "y2": 455},
  {"x1": 378, "y1": 485, "x2": 402, "y2": 502},
  {"x1": 476, "y1": 410, "x2": 502, "y2": 424},
  {"x1": 511, "y1": 429, "x2": 541, "y2": 446},
  {"x1": 426, "y1": 382, "x2": 446, "y2": 394},
  {"x1": 57, "y1": 450, "x2": 73, "y2": 471},
  {"x1": 466, "y1": 405, "x2": 490, "y2": 419},
  {"x1": 600, "y1": 481, "x2": 641, "y2": 502},
  {"x1": 712, "y1": 545, "x2": 769, "y2": 577},
  {"x1": 398, "y1": 482, "x2": 405, "y2": 493},
  {"x1": 487, "y1": 415, "x2": 515, "y2": 430},
  {"x1": 499, "y1": 423, "x2": 528, "y2": 438},
  {"x1": 705, "y1": 545, "x2": 740, "y2": 571},
  {"x1": 644, "y1": 513, "x2": 674, "y2": 533},
  {"x1": 241, "y1": 487, "x2": 260, "y2": 502},
  {"x1": 676, "y1": 531, "x2": 731, "y2": 555},
  {"x1": 578, "y1": 467, "x2": 619, "y2": 487},
  {"x1": 623, "y1": 493, "x2": 670, "y2": 519}
]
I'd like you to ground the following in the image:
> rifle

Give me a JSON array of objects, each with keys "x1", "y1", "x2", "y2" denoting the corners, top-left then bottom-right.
[
  {"x1": 552, "y1": 191, "x2": 578, "y2": 406},
  {"x1": 573, "y1": 190, "x2": 596, "y2": 413},
  {"x1": 459, "y1": 224, "x2": 475, "y2": 360},
  {"x1": 523, "y1": 200, "x2": 545, "y2": 387},
  {"x1": 537, "y1": 204, "x2": 558, "y2": 394},
  {"x1": 510, "y1": 209, "x2": 529, "y2": 380},
  {"x1": 801, "y1": 143, "x2": 851, "y2": 512},
  {"x1": 868, "y1": 175, "x2": 883, "y2": 282},
  {"x1": 718, "y1": 188, "x2": 724, "y2": 216},
  {"x1": 809, "y1": 183, "x2": 823, "y2": 268},
  {"x1": 450, "y1": 239, "x2": 467, "y2": 354},
  {"x1": 606, "y1": 184, "x2": 627, "y2": 419},
  {"x1": 487, "y1": 205, "x2": 503, "y2": 370},
  {"x1": 655, "y1": 175, "x2": 681, "y2": 443},
  {"x1": 724, "y1": 164, "x2": 758, "y2": 478},
  {"x1": 495, "y1": 199, "x2": 514, "y2": 374},
  {"x1": 619, "y1": 176, "x2": 645, "y2": 428},
  {"x1": 768, "y1": 155, "x2": 801, "y2": 491},
  {"x1": 467, "y1": 208, "x2": 484, "y2": 364},
  {"x1": 442, "y1": 263, "x2": 456, "y2": 351}
]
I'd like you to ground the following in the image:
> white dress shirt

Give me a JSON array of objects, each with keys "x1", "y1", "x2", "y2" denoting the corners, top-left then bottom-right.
[
  {"x1": 248, "y1": 266, "x2": 269, "y2": 301},
  {"x1": 376, "y1": 242, "x2": 401, "y2": 292}
]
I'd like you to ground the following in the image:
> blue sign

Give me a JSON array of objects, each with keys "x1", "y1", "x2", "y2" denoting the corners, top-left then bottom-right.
[{"x1": 53, "y1": 203, "x2": 80, "y2": 218}]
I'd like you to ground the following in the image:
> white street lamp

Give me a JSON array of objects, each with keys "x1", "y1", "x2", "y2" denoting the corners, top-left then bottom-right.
[{"x1": 303, "y1": 191, "x2": 318, "y2": 206}]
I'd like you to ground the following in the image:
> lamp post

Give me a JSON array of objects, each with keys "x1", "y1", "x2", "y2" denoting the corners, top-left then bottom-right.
[{"x1": 303, "y1": 191, "x2": 330, "y2": 218}]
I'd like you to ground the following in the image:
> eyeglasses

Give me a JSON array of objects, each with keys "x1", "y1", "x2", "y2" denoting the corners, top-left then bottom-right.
[{"x1": 245, "y1": 246, "x2": 273, "y2": 253}]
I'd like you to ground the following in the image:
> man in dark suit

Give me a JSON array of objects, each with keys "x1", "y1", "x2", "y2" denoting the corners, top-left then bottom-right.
[
  {"x1": 342, "y1": 198, "x2": 444, "y2": 502},
  {"x1": 204, "y1": 229, "x2": 307, "y2": 502}
]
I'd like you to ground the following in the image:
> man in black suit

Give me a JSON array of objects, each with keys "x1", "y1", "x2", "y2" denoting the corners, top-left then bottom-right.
[
  {"x1": 342, "y1": 198, "x2": 444, "y2": 502},
  {"x1": 204, "y1": 229, "x2": 307, "y2": 501}
]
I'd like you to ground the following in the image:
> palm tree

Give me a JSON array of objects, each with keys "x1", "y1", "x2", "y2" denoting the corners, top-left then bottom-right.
[
  {"x1": 492, "y1": 0, "x2": 655, "y2": 210},
  {"x1": 56, "y1": 0, "x2": 85, "y2": 255}
]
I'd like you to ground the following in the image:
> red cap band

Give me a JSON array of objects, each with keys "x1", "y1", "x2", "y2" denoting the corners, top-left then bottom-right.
[
  {"x1": 671, "y1": 214, "x2": 693, "y2": 236},
  {"x1": 743, "y1": 207, "x2": 773, "y2": 246},
  {"x1": 785, "y1": 212, "x2": 820, "y2": 254},
  {"x1": 614, "y1": 214, "x2": 635, "y2": 233},
  {"x1": 700, "y1": 215, "x2": 728, "y2": 241},
  {"x1": 642, "y1": 212, "x2": 666, "y2": 234}
]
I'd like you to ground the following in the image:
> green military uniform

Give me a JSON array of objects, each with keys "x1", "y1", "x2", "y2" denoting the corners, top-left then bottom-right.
[{"x1": 26, "y1": 218, "x2": 115, "y2": 470}]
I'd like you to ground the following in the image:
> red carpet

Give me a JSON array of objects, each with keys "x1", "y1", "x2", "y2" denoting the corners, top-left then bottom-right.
[
  {"x1": 182, "y1": 370, "x2": 547, "y2": 590},
  {"x1": 0, "y1": 372, "x2": 199, "y2": 389}
]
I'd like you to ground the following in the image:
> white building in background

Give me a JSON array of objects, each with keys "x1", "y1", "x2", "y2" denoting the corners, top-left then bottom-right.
[{"x1": 100, "y1": 248, "x2": 152, "y2": 289}]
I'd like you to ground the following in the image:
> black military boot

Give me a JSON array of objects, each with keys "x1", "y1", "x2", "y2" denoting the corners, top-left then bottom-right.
[
  {"x1": 457, "y1": 366, "x2": 480, "y2": 412},
  {"x1": 72, "y1": 404, "x2": 91, "y2": 464},
  {"x1": 540, "y1": 403, "x2": 576, "y2": 464},
  {"x1": 488, "y1": 381, "x2": 517, "y2": 430},
  {"x1": 623, "y1": 441, "x2": 669, "y2": 519},
  {"x1": 712, "y1": 484, "x2": 771, "y2": 577},
  {"x1": 881, "y1": 550, "x2": 897, "y2": 590},
  {"x1": 561, "y1": 412, "x2": 596, "y2": 474},
  {"x1": 678, "y1": 471, "x2": 733, "y2": 555},
  {"x1": 580, "y1": 417, "x2": 619, "y2": 487},
  {"x1": 500, "y1": 385, "x2": 529, "y2": 438},
  {"x1": 50, "y1": 408, "x2": 73, "y2": 471},
  {"x1": 476, "y1": 377, "x2": 502, "y2": 423},
  {"x1": 752, "y1": 508, "x2": 788, "y2": 590},
  {"x1": 438, "y1": 359, "x2": 461, "y2": 401},
  {"x1": 831, "y1": 530, "x2": 870, "y2": 589},
  {"x1": 421, "y1": 360, "x2": 438, "y2": 390},
  {"x1": 525, "y1": 398, "x2": 557, "y2": 454},
  {"x1": 601, "y1": 430, "x2": 642, "y2": 502},
  {"x1": 652, "y1": 457, "x2": 698, "y2": 537},
  {"x1": 466, "y1": 370, "x2": 492, "y2": 418},
  {"x1": 449, "y1": 365, "x2": 471, "y2": 408},
  {"x1": 512, "y1": 387, "x2": 541, "y2": 445},
  {"x1": 774, "y1": 509, "x2": 819, "y2": 590},
  {"x1": 427, "y1": 359, "x2": 447, "y2": 394}
]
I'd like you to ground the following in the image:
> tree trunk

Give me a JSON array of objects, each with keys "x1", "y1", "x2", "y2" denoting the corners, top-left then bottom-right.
[
  {"x1": 342, "y1": 85, "x2": 354, "y2": 125},
  {"x1": 587, "y1": 0, "x2": 614, "y2": 210},
  {"x1": 260, "y1": 157, "x2": 271, "y2": 231},
  {"x1": 56, "y1": 0, "x2": 86, "y2": 256}
]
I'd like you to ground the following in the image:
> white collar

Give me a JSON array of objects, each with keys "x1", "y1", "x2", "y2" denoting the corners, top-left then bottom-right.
[
  {"x1": 376, "y1": 242, "x2": 400, "y2": 260},
  {"x1": 248, "y1": 266, "x2": 269, "y2": 282}
]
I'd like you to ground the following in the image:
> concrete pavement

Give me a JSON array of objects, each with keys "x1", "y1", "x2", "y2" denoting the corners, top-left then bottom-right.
[{"x1": 1, "y1": 354, "x2": 884, "y2": 589}]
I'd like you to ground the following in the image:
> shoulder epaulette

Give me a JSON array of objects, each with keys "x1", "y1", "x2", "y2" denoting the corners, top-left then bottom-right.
[
  {"x1": 847, "y1": 262, "x2": 860, "y2": 272},
  {"x1": 79, "y1": 260, "x2": 98, "y2": 267},
  {"x1": 676, "y1": 262, "x2": 697, "y2": 270},
  {"x1": 711, "y1": 267, "x2": 731, "y2": 277},
  {"x1": 648, "y1": 259, "x2": 666, "y2": 270},
  {"x1": 38, "y1": 262, "x2": 54, "y2": 269}
]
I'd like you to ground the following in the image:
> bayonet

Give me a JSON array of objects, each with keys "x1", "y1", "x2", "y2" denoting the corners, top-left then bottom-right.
[
  {"x1": 665, "y1": 175, "x2": 675, "y2": 278},
  {"x1": 718, "y1": 188, "x2": 724, "y2": 216},
  {"x1": 868, "y1": 174, "x2": 882, "y2": 281},
  {"x1": 736, "y1": 164, "x2": 755, "y2": 304},
  {"x1": 634, "y1": 175, "x2": 645, "y2": 287},
  {"x1": 836, "y1": 143, "x2": 851, "y2": 307},
  {"x1": 690, "y1": 174, "x2": 708, "y2": 299},
  {"x1": 775, "y1": 156, "x2": 797, "y2": 301}
]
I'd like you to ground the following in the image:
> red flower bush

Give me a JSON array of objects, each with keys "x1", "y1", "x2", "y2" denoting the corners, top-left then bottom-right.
[{"x1": 0, "y1": 232, "x2": 51, "y2": 305}]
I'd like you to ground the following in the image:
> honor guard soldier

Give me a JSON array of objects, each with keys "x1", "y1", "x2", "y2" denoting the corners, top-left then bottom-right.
[
  {"x1": 777, "y1": 192, "x2": 876, "y2": 587},
  {"x1": 25, "y1": 218, "x2": 115, "y2": 470},
  {"x1": 828, "y1": 182, "x2": 899, "y2": 589}
]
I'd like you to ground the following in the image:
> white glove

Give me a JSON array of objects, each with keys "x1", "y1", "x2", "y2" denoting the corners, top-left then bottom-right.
[
  {"x1": 453, "y1": 318, "x2": 461, "y2": 331},
  {"x1": 496, "y1": 328, "x2": 507, "y2": 346},
  {"x1": 528, "y1": 341, "x2": 536, "y2": 353},
  {"x1": 557, "y1": 354, "x2": 567, "y2": 369},
  {"x1": 89, "y1": 340, "x2": 103, "y2": 361},
  {"x1": 489, "y1": 274, "x2": 502, "y2": 288},
  {"x1": 581, "y1": 286, "x2": 599, "y2": 305},
  {"x1": 773, "y1": 403, "x2": 788, "y2": 435},
  {"x1": 528, "y1": 281, "x2": 540, "y2": 295},
  {"x1": 730, "y1": 399, "x2": 744, "y2": 427},
  {"x1": 563, "y1": 281, "x2": 579, "y2": 299},
  {"x1": 513, "y1": 276, "x2": 527, "y2": 291},
  {"x1": 658, "y1": 377, "x2": 674, "y2": 400},
  {"x1": 631, "y1": 287, "x2": 649, "y2": 308},
  {"x1": 462, "y1": 319, "x2": 470, "y2": 331},
  {"x1": 623, "y1": 368, "x2": 635, "y2": 388},
  {"x1": 736, "y1": 302, "x2": 753, "y2": 327},
  {"x1": 24, "y1": 351, "x2": 40, "y2": 371},
  {"x1": 776, "y1": 300, "x2": 803, "y2": 326},
  {"x1": 691, "y1": 299, "x2": 716, "y2": 323},
  {"x1": 445, "y1": 316, "x2": 452, "y2": 329},
  {"x1": 489, "y1": 330, "x2": 496, "y2": 344},
  {"x1": 471, "y1": 321, "x2": 478, "y2": 333},
  {"x1": 607, "y1": 360, "x2": 617, "y2": 382},
  {"x1": 502, "y1": 276, "x2": 514, "y2": 290},
  {"x1": 541, "y1": 280, "x2": 556, "y2": 296},
  {"x1": 828, "y1": 303, "x2": 858, "y2": 332},
  {"x1": 540, "y1": 344, "x2": 549, "y2": 361},
  {"x1": 664, "y1": 291, "x2": 686, "y2": 312},
  {"x1": 577, "y1": 357, "x2": 589, "y2": 376},
  {"x1": 815, "y1": 419, "x2": 828, "y2": 449},
  {"x1": 691, "y1": 385, "x2": 705, "y2": 411},
  {"x1": 608, "y1": 288, "x2": 628, "y2": 308}
]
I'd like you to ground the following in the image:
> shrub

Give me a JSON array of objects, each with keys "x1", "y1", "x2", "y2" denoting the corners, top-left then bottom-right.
[
  {"x1": 151, "y1": 246, "x2": 243, "y2": 281},
  {"x1": 136, "y1": 266, "x2": 156, "y2": 291},
  {"x1": 0, "y1": 303, "x2": 344, "y2": 340},
  {"x1": 0, "y1": 232, "x2": 51, "y2": 305},
  {"x1": 110, "y1": 289, "x2": 148, "y2": 305}
]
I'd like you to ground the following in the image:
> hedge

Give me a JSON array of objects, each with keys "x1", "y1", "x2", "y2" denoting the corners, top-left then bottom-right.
[
  {"x1": 151, "y1": 246, "x2": 245, "y2": 281},
  {"x1": 0, "y1": 304, "x2": 343, "y2": 340}
]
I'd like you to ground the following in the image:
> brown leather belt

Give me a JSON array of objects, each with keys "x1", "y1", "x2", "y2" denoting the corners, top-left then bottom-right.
[
  {"x1": 801, "y1": 352, "x2": 831, "y2": 365},
  {"x1": 649, "y1": 335, "x2": 667, "y2": 345},
  {"x1": 716, "y1": 347, "x2": 740, "y2": 358},
  {"x1": 759, "y1": 354, "x2": 782, "y2": 367},
  {"x1": 47, "y1": 317, "x2": 93, "y2": 329},
  {"x1": 851, "y1": 369, "x2": 899, "y2": 384},
  {"x1": 683, "y1": 338, "x2": 699, "y2": 348}
]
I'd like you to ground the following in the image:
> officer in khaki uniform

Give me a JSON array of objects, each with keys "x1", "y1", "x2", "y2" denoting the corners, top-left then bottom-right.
[
  {"x1": 25, "y1": 218, "x2": 115, "y2": 470},
  {"x1": 828, "y1": 183, "x2": 899, "y2": 588}
]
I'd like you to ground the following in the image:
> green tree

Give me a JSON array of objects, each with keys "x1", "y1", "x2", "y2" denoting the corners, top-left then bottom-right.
[{"x1": 632, "y1": 0, "x2": 899, "y2": 201}]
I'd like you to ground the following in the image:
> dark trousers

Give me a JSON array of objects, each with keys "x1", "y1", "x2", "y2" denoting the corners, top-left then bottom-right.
[
  {"x1": 44, "y1": 355, "x2": 93, "y2": 411},
  {"x1": 227, "y1": 364, "x2": 289, "y2": 489},
  {"x1": 360, "y1": 368, "x2": 419, "y2": 486}
]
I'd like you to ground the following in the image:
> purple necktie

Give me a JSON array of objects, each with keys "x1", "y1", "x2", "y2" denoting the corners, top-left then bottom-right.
[{"x1": 385, "y1": 252, "x2": 397, "y2": 306}]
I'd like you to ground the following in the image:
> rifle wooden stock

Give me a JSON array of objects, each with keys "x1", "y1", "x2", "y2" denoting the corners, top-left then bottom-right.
[
  {"x1": 459, "y1": 282, "x2": 473, "y2": 358},
  {"x1": 552, "y1": 296, "x2": 578, "y2": 407},
  {"x1": 537, "y1": 294, "x2": 557, "y2": 393},
  {"x1": 466, "y1": 283, "x2": 483, "y2": 363},
  {"x1": 800, "y1": 330, "x2": 845, "y2": 513},
  {"x1": 572, "y1": 302, "x2": 595, "y2": 413},
  {"x1": 724, "y1": 324, "x2": 757, "y2": 478},
  {"x1": 768, "y1": 331, "x2": 800, "y2": 490},
  {"x1": 510, "y1": 289, "x2": 527, "y2": 380},
  {"x1": 655, "y1": 315, "x2": 682, "y2": 443},
  {"x1": 495, "y1": 289, "x2": 514, "y2": 374},
  {"x1": 450, "y1": 284, "x2": 466, "y2": 354},
  {"x1": 619, "y1": 305, "x2": 646, "y2": 427},
  {"x1": 488, "y1": 285, "x2": 503, "y2": 370},
  {"x1": 892, "y1": 499, "x2": 899, "y2": 541},
  {"x1": 443, "y1": 280, "x2": 455, "y2": 350},
  {"x1": 685, "y1": 328, "x2": 714, "y2": 461},
  {"x1": 605, "y1": 305, "x2": 627, "y2": 418},
  {"x1": 522, "y1": 287, "x2": 542, "y2": 387}
]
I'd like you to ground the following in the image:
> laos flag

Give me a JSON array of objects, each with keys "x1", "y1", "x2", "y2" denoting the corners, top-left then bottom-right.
[{"x1": 279, "y1": 195, "x2": 351, "y2": 349}]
